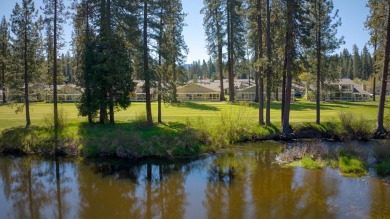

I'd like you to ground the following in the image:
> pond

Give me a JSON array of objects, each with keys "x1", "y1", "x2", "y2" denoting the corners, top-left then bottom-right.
[{"x1": 0, "y1": 141, "x2": 389, "y2": 219}]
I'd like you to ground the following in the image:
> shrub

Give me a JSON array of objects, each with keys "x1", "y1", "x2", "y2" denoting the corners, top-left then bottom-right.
[
  {"x1": 289, "y1": 157, "x2": 325, "y2": 169},
  {"x1": 132, "y1": 112, "x2": 149, "y2": 128},
  {"x1": 384, "y1": 112, "x2": 390, "y2": 132},
  {"x1": 0, "y1": 125, "x2": 82, "y2": 156},
  {"x1": 376, "y1": 161, "x2": 390, "y2": 176},
  {"x1": 43, "y1": 108, "x2": 68, "y2": 131},
  {"x1": 339, "y1": 112, "x2": 372, "y2": 140},
  {"x1": 338, "y1": 154, "x2": 368, "y2": 177},
  {"x1": 293, "y1": 122, "x2": 341, "y2": 139},
  {"x1": 206, "y1": 106, "x2": 276, "y2": 148}
]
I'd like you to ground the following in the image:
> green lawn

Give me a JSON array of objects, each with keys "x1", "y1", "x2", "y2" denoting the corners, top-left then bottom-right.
[{"x1": 0, "y1": 99, "x2": 387, "y2": 131}]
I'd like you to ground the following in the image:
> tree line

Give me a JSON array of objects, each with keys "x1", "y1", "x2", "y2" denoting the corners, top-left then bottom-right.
[
  {"x1": 0, "y1": 0, "x2": 389, "y2": 136},
  {"x1": 201, "y1": 0, "x2": 390, "y2": 135}
]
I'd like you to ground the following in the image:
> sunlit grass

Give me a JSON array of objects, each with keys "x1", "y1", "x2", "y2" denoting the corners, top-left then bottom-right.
[
  {"x1": 287, "y1": 157, "x2": 326, "y2": 169},
  {"x1": 0, "y1": 99, "x2": 387, "y2": 131},
  {"x1": 338, "y1": 154, "x2": 368, "y2": 177}
]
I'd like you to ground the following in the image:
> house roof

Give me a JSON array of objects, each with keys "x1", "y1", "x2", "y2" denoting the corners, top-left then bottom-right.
[
  {"x1": 45, "y1": 84, "x2": 83, "y2": 94},
  {"x1": 331, "y1": 78, "x2": 355, "y2": 85},
  {"x1": 197, "y1": 81, "x2": 226, "y2": 90},
  {"x1": 330, "y1": 78, "x2": 371, "y2": 95},
  {"x1": 353, "y1": 85, "x2": 371, "y2": 95},
  {"x1": 177, "y1": 83, "x2": 219, "y2": 93},
  {"x1": 237, "y1": 85, "x2": 257, "y2": 93}
]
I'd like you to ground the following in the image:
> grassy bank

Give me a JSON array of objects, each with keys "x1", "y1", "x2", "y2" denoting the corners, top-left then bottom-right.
[
  {"x1": 0, "y1": 99, "x2": 389, "y2": 159},
  {"x1": 0, "y1": 104, "x2": 278, "y2": 158}
]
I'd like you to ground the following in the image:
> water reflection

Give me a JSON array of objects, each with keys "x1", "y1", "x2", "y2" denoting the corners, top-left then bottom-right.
[
  {"x1": 0, "y1": 156, "x2": 77, "y2": 219},
  {"x1": 0, "y1": 142, "x2": 389, "y2": 219}
]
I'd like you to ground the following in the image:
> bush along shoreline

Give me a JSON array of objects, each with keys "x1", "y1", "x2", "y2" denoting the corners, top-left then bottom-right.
[{"x1": 0, "y1": 111, "x2": 389, "y2": 161}]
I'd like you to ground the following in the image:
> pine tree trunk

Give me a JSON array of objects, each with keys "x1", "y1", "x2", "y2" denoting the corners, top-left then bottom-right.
[
  {"x1": 227, "y1": 0, "x2": 235, "y2": 102},
  {"x1": 282, "y1": 0, "x2": 294, "y2": 135},
  {"x1": 107, "y1": 0, "x2": 114, "y2": 124},
  {"x1": 255, "y1": 65, "x2": 259, "y2": 102},
  {"x1": 144, "y1": 1, "x2": 153, "y2": 125},
  {"x1": 109, "y1": 90, "x2": 114, "y2": 123},
  {"x1": 373, "y1": 39, "x2": 377, "y2": 102},
  {"x1": 158, "y1": 18, "x2": 162, "y2": 123},
  {"x1": 266, "y1": 0, "x2": 272, "y2": 125},
  {"x1": 99, "y1": 99, "x2": 107, "y2": 123},
  {"x1": 85, "y1": 3, "x2": 93, "y2": 124},
  {"x1": 215, "y1": 7, "x2": 225, "y2": 101},
  {"x1": 1, "y1": 60, "x2": 5, "y2": 103},
  {"x1": 376, "y1": 0, "x2": 390, "y2": 135},
  {"x1": 1, "y1": 33, "x2": 5, "y2": 103},
  {"x1": 24, "y1": 11, "x2": 30, "y2": 128},
  {"x1": 172, "y1": 62, "x2": 177, "y2": 103},
  {"x1": 257, "y1": 0, "x2": 264, "y2": 125},
  {"x1": 54, "y1": 0, "x2": 59, "y2": 149},
  {"x1": 218, "y1": 40, "x2": 225, "y2": 101},
  {"x1": 158, "y1": 80, "x2": 162, "y2": 123},
  {"x1": 259, "y1": 77, "x2": 264, "y2": 125},
  {"x1": 283, "y1": 68, "x2": 293, "y2": 135},
  {"x1": 315, "y1": 0, "x2": 321, "y2": 125},
  {"x1": 281, "y1": 53, "x2": 287, "y2": 125}
]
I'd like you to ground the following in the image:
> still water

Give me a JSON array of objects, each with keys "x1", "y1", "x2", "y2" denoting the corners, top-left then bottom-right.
[{"x1": 0, "y1": 142, "x2": 389, "y2": 219}]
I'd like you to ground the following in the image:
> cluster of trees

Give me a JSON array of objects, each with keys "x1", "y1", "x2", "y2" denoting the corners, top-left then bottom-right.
[
  {"x1": 201, "y1": 0, "x2": 344, "y2": 131},
  {"x1": 0, "y1": 0, "x2": 188, "y2": 128},
  {"x1": 186, "y1": 59, "x2": 217, "y2": 82},
  {"x1": 200, "y1": 0, "x2": 389, "y2": 135},
  {"x1": 0, "y1": 0, "x2": 75, "y2": 129},
  {"x1": 327, "y1": 45, "x2": 374, "y2": 80},
  {"x1": 1, "y1": 0, "x2": 390, "y2": 136},
  {"x1": 73, "y1": 0, "x2": 188, "y2": 125},
  {"x1": 366, "y1": 0, "x2": 390, "y2": 134}
]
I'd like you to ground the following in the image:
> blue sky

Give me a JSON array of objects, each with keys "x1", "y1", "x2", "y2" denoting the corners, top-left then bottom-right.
[{"x1": 1, "y1": 0, "x2": 371, "y2": 64}]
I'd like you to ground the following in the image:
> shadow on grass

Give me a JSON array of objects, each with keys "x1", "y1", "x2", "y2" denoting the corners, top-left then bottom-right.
[
  {"x1": 325, "y1": 101, "x2": 378, "y2": 109},
  {"x1": 174, "y1": 101, "x2": 220, "y2": 111},
  {"x1": 244, "y1": 100, "x2": 338, "y2": 111}
]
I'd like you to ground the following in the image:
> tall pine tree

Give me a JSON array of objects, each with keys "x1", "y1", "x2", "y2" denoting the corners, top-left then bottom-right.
[
  {"x1": 10, "y1": 0, "x2": 41, "y2": 127},
  {"x1": 376, "y1": 0, "x2": 390, "y2": 135},
  {"x1": 0, "y1": 16, "x2": 10, "y2": 103},
  {"x1": 43, "y1": 0, "x2": 67, "y2": 146},
  {"x1": 226, "y1": 0, "x2": 246, "y2": 101},
  {"x1": 201, "y1": 0, "x2": 226, "y2": 101},
  {"x1": 306, "y1": 0, "x2": 342, "y2": 124}
]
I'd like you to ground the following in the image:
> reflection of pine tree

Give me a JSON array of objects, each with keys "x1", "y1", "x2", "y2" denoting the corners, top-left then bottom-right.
[
  {"x1": 292, "y1": 170, "x2": 338, "y2": 218},
  {"x1": 250, "y1": 147, "x2": 298, "y2": 218},
  {"x1": 45, "y1": 158, "x2": 75, "y2": 219},
  {"x1": 204, "y1": 181, "x2": 229, "y2": 218},
  {"x1": 8, "y1": 158, "x2": 50, "y2": 218},
  {"x1": 0, "y1": 157, "x2": 13, "y2": 200},
  {"x1": 369, "y1": 172, "x2": 390, "y2": 217},
  {"x1": 77, "y1": 162, "x2": 141, "y2": 218},
  {"x1": 205, "y1": 151, "x2": 257, "y2": 218},
  {"x1": 0, "y1": 157, "x2": 80, "y2": 218},
  {"x1": 154, "y1": 164, "x2": 187, "y2": 218},
  {"x1": 10, "y1": 0, "x2": 41, "y2": 127}
]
